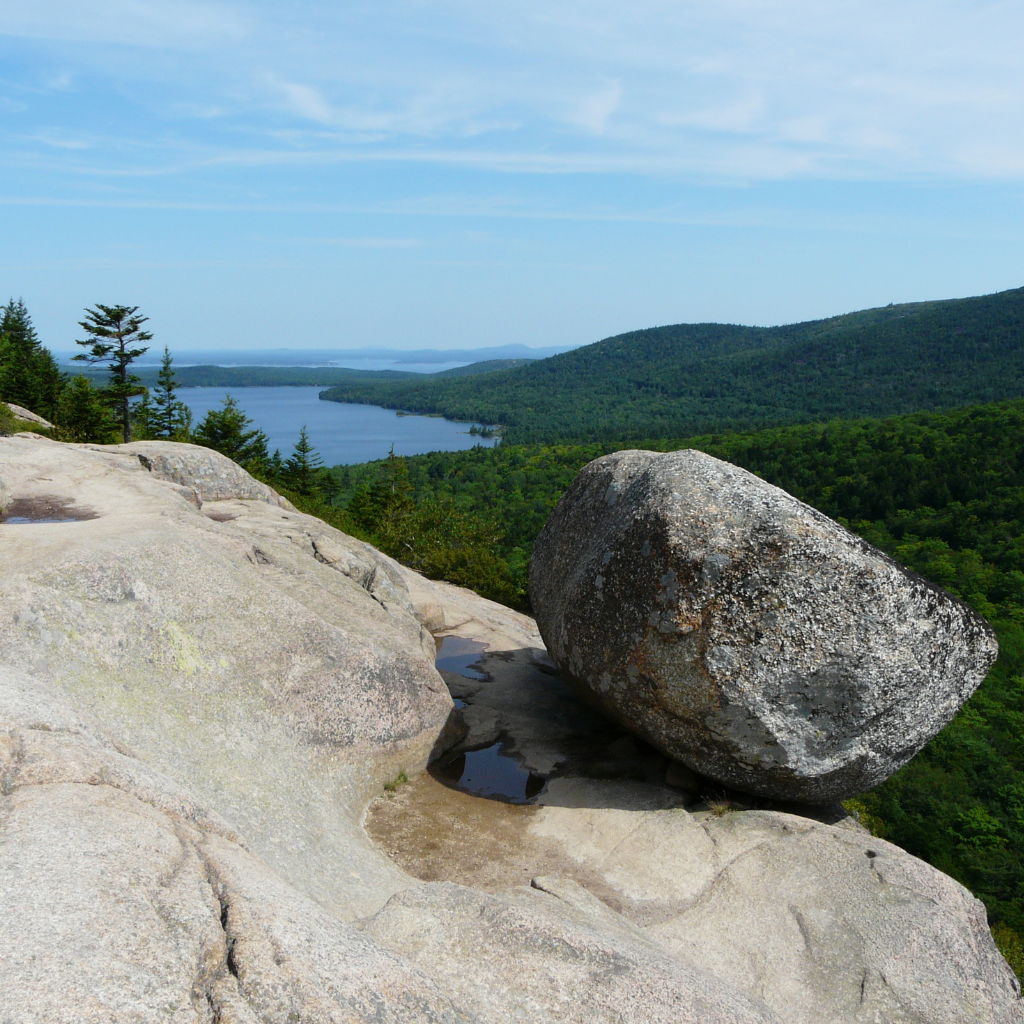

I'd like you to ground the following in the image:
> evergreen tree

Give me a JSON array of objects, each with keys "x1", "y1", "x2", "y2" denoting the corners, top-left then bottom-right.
[
  {"x1": 73, "y1": 304, "x2": 152, "y2": 443},
  {"x1": 57, "y1": 375, "x2": 117, "y2": 443},
  {"x1": 152, "y1": 347, "x2": 192, "y2": 439},
  {"x1": 34, "y1": 350, "x2": 65, "y2": 422},
  {"x1": 130, "y1": 391, "x2": 157, "y2": 440},
  {"x1": 347, "y1": 445, "x2": 416, "y2": 548},
  {"x1": 0, "y1": 298, "x2": 41, "y2": 411},
  {"x1": 192, "y1": 395, "x2": 270, "y2": 470},
  {"x1": 0, "y1": 298, "x2": 64, "y2": 418},
  {"x1": 284, "y1": 425, "x2": 324, "y2": 495}
]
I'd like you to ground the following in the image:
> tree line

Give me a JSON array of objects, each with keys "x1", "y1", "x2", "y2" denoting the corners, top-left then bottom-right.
[{"x1": 0, "y1": 298, "x2": 329, "y2": 497}]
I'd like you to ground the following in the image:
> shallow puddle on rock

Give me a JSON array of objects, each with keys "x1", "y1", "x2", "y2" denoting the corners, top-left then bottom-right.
[
  {"x1": 433, "y1": 636, "x2": 548, "y2": 802},
  {"x1": 1, "y1": 496, "x2": 99, "y2": 524},
  {"x1": 434, "y1": 636, "x2": 489, "y2": 680},
  {"x1": 432, "y1": 742, "x2": 547, "y2": 804}
]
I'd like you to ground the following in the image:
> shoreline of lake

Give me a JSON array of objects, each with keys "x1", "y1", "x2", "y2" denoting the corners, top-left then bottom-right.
[{"x1": 177, "y1": 386, "x2": 500, "y2": 467}]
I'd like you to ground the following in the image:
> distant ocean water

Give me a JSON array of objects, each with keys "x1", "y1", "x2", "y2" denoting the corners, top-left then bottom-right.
[
  {"x1": 178, "y1": 387, "x2": 498, "y2": 467},
  {"x1": 170, "y1": 359, "x2": 471, "y2": 374}
]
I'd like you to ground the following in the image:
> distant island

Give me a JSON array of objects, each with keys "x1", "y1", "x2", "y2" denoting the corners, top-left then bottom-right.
[{"x1": 59, "y1": 357, "x2": 537, "y2": 389}]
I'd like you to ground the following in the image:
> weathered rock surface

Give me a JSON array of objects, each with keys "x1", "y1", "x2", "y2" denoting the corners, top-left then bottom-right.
[
  {"x1": 0, "y1": 668, "x2": 470, "y2": 1024},
  {"x1": 645, "y1": 811, "x2": 1020, "y2": 1024},
  {"x1": 1, "y1": 436, "x2": 1020, "y2": 1024},
  {"x1": 0, "y1": 436, "x2": 448, "y2": 922},
  {"x1": 113, "y1": 439, "x2": 296, "y2": 508},
  {"x1": 529, "y1": 448, "x2": 998, "y2": 803},
  {"x1": 366, "y1": 876, "x2": 781, "y2": 1024},
  {"x1": 531, "y1": 786, "x2": 1021, "y2": 1024}
]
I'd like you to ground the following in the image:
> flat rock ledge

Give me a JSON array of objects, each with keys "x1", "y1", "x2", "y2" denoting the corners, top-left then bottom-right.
[{"x1": 1, "y1": 435, "x2": 1019, "y2": 1024}]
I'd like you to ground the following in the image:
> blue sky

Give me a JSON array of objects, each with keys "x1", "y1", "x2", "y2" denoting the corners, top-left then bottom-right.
[{"x1": 2, "y1": 0, "x2": 1023, "y2": 353}]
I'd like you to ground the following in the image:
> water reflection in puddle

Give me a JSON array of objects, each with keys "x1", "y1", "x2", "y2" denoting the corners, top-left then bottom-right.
[
  {"x1": 433, "y1": 743, "x2": 546, "y2": 804},
  {"x1": 434, "y1": 636, "x2": 488, "y2": 680},
  {"x1": 433, "y1": 635, "x2": 547, "y2": 803},
  {"x1": 1, "y1": 497, "x2": 98, "y2": 524}
]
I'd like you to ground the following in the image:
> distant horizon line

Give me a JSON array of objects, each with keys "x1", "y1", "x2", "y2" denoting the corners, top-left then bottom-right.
[{"x1": 50, "y1": 342, "x2": 582, "y2": 367}]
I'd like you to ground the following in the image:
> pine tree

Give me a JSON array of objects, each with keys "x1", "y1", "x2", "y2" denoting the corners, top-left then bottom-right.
[
  {"x1": 57, "y1": 375, "x2": 117, "y2": 443},
  {"x1": 193, "y1": 395, "x2": 270, "y2": 470},
  {"x1": 284, "y1": 425, "x2": 324, "y2": 495},
  {"x1": 0, "y1": 298, "x2": 64, "y2": 418},
  {"x1": 73, "y1": 304, "x2": 152, "y2": 443},
  {"x1": 152, "y1": 347, "x2": 192, "y2": 439},
  {"x1": 347, "y1": 445, "x2": 416, "y2": 547},
  {"x1": 130, "y1": 391, "x2": 157, "y2": 440},
  {"x1": 383, "y1": 443, "x2": 412, "y2": 499},
  {"x1": 0, "y1": 298, "x2": 41, "y2": 411}
]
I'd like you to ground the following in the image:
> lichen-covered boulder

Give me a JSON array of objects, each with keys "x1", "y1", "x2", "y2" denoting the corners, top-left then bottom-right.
[{"x1": 529, "y1": 449, "x2": 998, "y2": 803}]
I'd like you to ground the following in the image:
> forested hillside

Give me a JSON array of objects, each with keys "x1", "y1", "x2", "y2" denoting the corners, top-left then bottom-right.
[
  {"x1": 321, "y1": 287, "x2": 1024, "y2": 443},
  {"x1": 330, "y1": 399, "x2": 1024, "y2": 967}
]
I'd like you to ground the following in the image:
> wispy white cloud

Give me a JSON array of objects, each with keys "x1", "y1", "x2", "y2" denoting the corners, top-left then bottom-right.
[
  {"x1": 45, "y1": 71, "x2": 74, "y2": 90},
  {"x1": 30, "y1": 130, "x2": 92, "y2": 150},
  {"x1": 1, "y1": 188, "x2": 1015, "y2": 247},
  {"x1": 297, "y1": 236, "x2": 424, "y2": 248},
  {"x1": 265, "y1": 75, "x2": 333, "y2": 123},
  {"x1": 1, "y1": 0, "x2": 1024, "y2": 183},
  {"x1": 571, "y1": 81, "x2": 622, "y2": 134}
]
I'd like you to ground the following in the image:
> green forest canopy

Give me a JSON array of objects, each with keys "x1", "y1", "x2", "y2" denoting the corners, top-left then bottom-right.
[
  {"x1": 321, "y1": 286, "x2": 1024, "y2": 444},
  {"x1": 333, "y1": 398, "x2": 1024, "y2": 968}
]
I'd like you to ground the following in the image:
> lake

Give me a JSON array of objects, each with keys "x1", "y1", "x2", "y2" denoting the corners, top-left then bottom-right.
[{"x1": 178, "y1": 387, "x2": 498, "y2": 467}]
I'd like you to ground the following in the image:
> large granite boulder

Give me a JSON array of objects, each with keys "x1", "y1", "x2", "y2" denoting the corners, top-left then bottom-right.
[{"x1": 529, "y1": 449, "x2": 998, "y2": 803}]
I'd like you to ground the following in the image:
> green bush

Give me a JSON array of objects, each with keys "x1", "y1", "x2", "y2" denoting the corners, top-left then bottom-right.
[
  {"x1": 56, "y1": 376, "x2": 119, "y2": 443},
  {"x1": 0, "y1": 401, "x2": 16, "y2": 435},
  {"x1": 992, "y1": 922, "x2": 1024, "y2": 980}
]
